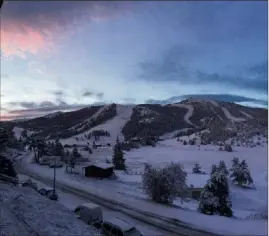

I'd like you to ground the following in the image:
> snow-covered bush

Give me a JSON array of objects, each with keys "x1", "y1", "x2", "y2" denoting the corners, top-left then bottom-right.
[
  {"x1": 199, "y1": 166, "x2": 233, "y2": 217},
  {"x1": 230, "y1": 158, "x2": 253, "y2": 186},
  {"x1": 246, "y1": 205, "x2": 268, "y2": 220},
  {"x1": 192, "y1": 162, "x2": 202, "y2": 174},
  {"x1": 142, "y1": 163, "x2": 187, "y2": 204},
  {"x1": 224, "y1": 144, "x2": 232, "y2": 152}
]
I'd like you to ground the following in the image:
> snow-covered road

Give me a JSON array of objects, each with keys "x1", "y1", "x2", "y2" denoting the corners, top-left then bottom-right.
[{"x1": 18, "y1": 173, "x2": 177, "y2": 236}]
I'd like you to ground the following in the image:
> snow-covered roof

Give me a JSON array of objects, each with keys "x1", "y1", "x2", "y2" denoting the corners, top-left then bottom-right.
[
  {"x1": 79, "y1": 202, "x2": 100, "y2": 209},
  {"x1": 84, "y1": 163, "x2": 114, "y2": 169},
  {"x1": 105, "y1": 217, "x2": 134, "y2": 232}
]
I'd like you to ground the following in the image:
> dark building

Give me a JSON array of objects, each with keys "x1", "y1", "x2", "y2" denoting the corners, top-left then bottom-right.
[{"x1": 83, "y1": 163, "x2": 114, "y2": 178}]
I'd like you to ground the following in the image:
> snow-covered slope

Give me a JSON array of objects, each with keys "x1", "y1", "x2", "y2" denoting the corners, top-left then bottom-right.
[{"x1": 62, "y1": 104, "x2": 134, "y2": 145}]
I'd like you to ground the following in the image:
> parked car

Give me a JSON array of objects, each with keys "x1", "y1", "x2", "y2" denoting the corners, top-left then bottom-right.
[
  {"x1": 21, "y1": 179, "x2": 38, "y2": 190},
  {"x1": 101, "y1": 218, "x2": 143, "y2": 236},
  {"x1": 49, "y1": 162, "x2": 63, "y2": 168},
  {"x1": 38, "y1": 187, "x2": 58, "y2": 200},
  {"x1": 74, "y1": 203, "x2": 103, "y2": 228},
  {"x1": 38, "y1": 187, "x2": 53, "y2": 196},
  {"x1": 39, "y1": 159, "x2": 50, "y2": 165}
]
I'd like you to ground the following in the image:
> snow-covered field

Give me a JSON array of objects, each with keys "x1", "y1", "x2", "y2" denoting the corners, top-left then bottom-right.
[{"x1": 17, "y1": 134, "x2": 268, "y2": 236}]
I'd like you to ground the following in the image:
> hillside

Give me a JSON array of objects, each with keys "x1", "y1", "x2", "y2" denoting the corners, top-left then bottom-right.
[{"x1": 3, "y1": 98, "x2": 268, "y2": 146}]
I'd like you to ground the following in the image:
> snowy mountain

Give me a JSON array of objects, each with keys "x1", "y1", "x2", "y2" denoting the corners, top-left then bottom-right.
[{"x1": 6, "y1": 99, "x2": 268, "y2": 145}]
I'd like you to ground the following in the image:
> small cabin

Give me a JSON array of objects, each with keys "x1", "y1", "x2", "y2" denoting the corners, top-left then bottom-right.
[
  {"x1": 83, "y1": 163, "x2": 114, "y2": 178},
  {"x1": 40, "y1": 156, "x2": 61, "y2": 163}
]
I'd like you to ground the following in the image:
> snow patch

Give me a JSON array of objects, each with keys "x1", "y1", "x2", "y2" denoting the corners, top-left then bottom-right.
[
  {"x1": 240, "y1": 111, "x2": 253, "y2": 119},
  {"x1": 170, "y1": 103, "x2": 196, "y2": 127},
  {"x1": 221, "y1": 107, "x2": 245, "y2": 122}
]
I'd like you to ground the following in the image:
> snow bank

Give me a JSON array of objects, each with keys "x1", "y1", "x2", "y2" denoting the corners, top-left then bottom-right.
[{"x1": 0, "y1": 182, "x2": 101, "y2": 236}]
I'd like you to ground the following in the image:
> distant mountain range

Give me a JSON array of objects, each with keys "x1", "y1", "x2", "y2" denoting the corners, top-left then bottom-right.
[{"x1": 3, "y1": 99, "x2": 267, "y2": 145}]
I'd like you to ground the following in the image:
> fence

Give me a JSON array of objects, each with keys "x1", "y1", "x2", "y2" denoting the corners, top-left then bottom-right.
[{"x1": 0, "y1": 173, "x2": 22, "y2": 185}]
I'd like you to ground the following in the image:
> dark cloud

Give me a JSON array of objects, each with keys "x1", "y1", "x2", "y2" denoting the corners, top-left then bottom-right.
[
  {"x1": 145, "y1": 94, "x2": 268, "y2": 107},
  {"x1": 82, "y1": 91, "x2": 104, "y2": 99},
  {"x1": 139, "y1": 43, "x2": 268, "y2": 94},
  {"x1": 195, "y1": 67, "x2": 268, "y2": 94},
  {"x1": 139, "y1": 45, "x2": 200, "y2": 81},
  {"x1": 83, "y1": 91, "x2": 94, "y2": 97},
  {"x1": 174, "y1": 1, "x2": 267, "y2": 42},
  {"x1": 52, "y1": 90, "x2": 64, "y2": 97},
  {"x1": 96, "y1": 92, "x2": 104, "y2": 99}
]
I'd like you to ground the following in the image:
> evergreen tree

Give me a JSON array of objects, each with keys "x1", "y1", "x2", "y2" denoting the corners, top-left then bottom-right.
[
  {"x1": 54, "y1": 139, "x2": 64, "y2": 160},
  {"x1": 192, "y1": 162, "x2": 202, "y2": 174},
  {"x1": 211, "y1": 164, "x2": 218, "y2": 176},
  {"x1": 199, "y1": 168, "x2": 233, "y2": 217},
  {"x1": 0, "y1": 128, "x2": 9, "y2": 152},
  {"x1": 230, "y1": 159, "x2": 253, "y2": 186},
  {"x1": 218, "y1": 160, "x2": 229, "y2": 176},
  {"x1": 230, "y1": 157, "x2": 240, "y2": 172},
  {"x1": 72, "y1": 147, "x2": 80, "y2": 158},
  {"x1": 29, "y1": 137, "x2": 38, "y2": 162},
  {"x1": 112, "y1": 136, "x2": 126, "y2": 170},
  {"x1": 36, "y1": 138, "x2": 46, "y2": 162},
  {"x1": 21, "y1": 130, "x2": 28, "y2": 138},
  {"x1": 0, "y1": 154, "x2": 18, "y2": 184}
]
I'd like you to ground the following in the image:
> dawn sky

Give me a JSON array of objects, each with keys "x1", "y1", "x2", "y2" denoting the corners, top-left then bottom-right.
[{"x1": 1, "y1": 1, "x2": 268, "y2": 120}]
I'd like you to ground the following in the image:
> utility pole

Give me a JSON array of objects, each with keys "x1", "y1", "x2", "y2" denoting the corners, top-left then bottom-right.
[
  {"x1": 53, "y1": 156, "x2": 56, "y2": 194},
  {"x1": 50, "y1": 156, "x2": 58, "y2": 200}
]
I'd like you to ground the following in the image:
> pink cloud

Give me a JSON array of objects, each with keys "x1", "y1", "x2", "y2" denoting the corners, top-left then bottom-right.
[
  {"x1": 1, "y1": 24, "x2": 55, "y2": 58},
  {"x1": 1, "y1": 1, "x2": 133, "y2": 59}
]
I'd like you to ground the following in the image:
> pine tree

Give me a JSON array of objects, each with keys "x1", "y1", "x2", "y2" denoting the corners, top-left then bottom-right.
[
  {"x1": 211, "y1": 164, "x2": 218, "y2": 176},
  {"x1": 230, "y1": 157, "x2": 240, "y2": 172},
  {"x1": 230, "y1": 159, "x2": 253, "y2": 186},
  {"x1": 21, "y1": 130, "x2": 28, "y2": 138},
  {"x1": 112, "y1": 136, "x2": 126, "y2": 170},
  {"x1": 54, "y1": 139, "x2": 64, "y2": 160},
  {"x1": 192, "y1": 162, "x2": 202, "y2": 174},
  {"x1": 199, "y1": 167, "x2": 233, "y2": 217},
  {"x1": 0, "y1": 154, "x2": 18, "y2": 184},
  {"x1": 0, "y1": 128, "x2": 9, "y2": 152},
  {"x1": 72, "y1": 147, "x2": 80, "y2": 158},
  {"x1": 218, "y1": 160, "x2": 229, "y2": 176}
]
